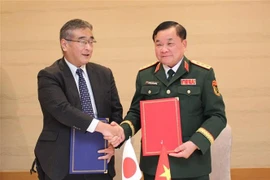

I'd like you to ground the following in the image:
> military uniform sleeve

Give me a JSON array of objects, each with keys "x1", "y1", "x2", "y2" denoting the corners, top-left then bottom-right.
[
  {"x1": 190, "y1": 68, "x2": 227, "y2": 154},
  {"x1": 121, "y1": 72, "x2": 143, "y2": 140}
]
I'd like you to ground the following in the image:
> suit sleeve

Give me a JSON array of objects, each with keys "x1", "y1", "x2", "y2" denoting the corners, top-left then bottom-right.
[
  {"x1": 190, "y1": 68, "x2": 227, "y2": 154},
  {"x1": 38, "y1": 69, "x2": 92, "y2": 131}
]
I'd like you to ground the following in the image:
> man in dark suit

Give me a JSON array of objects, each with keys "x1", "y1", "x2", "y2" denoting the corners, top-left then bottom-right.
[
  {"x1": 119, "y1": 21, "x2": 227, "y2": 180},
  {"x1": 33, "y1": 19, "x2": 123, "y2": 180}
]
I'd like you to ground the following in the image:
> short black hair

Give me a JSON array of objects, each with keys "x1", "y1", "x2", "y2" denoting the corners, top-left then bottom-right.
[{"x1": 152, "y1": 21, "x2": 187, "y2": 41}]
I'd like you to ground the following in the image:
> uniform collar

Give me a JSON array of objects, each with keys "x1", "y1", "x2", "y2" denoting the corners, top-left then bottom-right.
[{"x1": 162, "y1": 57, "x2": 184, "y2": 75}]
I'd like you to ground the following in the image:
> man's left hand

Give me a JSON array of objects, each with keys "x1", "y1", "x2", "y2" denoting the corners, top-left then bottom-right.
[
  {"x1": 98, "y1": 144, "x2": 115, "y2": 163},
  {"x1": 169, "y1": 141, "x2": 198, "y2": 159}
]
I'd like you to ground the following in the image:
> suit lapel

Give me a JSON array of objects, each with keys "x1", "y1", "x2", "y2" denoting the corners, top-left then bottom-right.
[
  {"x1": 59, "y1": 58, "x2": 81, "y2": 108},
  {"x1": 85, "y1": 63, "x2": 102, "y2": 115}
]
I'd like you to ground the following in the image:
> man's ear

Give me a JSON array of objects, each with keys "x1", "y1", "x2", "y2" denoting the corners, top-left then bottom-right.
[
  {"x1": 182, "y1": 39, "x2": 187, "y2": 48},
  {"x1": 60, "y1": 39, "x2": 68, "y2": 51}
]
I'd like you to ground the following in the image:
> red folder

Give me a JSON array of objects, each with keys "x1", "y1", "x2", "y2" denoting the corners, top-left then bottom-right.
[{"x1": 140, "y1": 97, "x2": 182, "y2": 156}]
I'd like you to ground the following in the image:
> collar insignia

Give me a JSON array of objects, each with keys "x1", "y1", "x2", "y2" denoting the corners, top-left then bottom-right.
[{"x1": 184, "y1": 61, "x2": 189, "y2": 72}]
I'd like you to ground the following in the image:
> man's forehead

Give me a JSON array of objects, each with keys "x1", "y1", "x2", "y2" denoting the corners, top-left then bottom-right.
[
  {"x1": 155, "y1": 37, "x2": 174, "y2": 42},
  {"x1": 71, "y1": 28, "x2": 93, "y2": 38},
  {"x1": 155, "y1": 28, "x2": 178, "y2": 41}
]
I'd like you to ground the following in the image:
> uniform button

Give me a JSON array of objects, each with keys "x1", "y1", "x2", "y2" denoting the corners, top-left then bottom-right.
[
  {"x1": 187, "y1": 90, "x2": 191, "y2": 94},
  {"x1": 166, "y1": 89, "x2": 171, "y2": 94},
  {"x1": 148, "y1": 90, "x2": 151, "y2": 94}
]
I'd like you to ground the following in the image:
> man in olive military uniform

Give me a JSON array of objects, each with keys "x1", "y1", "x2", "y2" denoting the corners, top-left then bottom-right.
[{"x1": 120, "y1": 21, "x2": 227, "y2": 180}]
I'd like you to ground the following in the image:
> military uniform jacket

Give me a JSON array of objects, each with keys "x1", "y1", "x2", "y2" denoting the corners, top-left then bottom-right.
[{"x1": 121, "y1": 56, "x2": 227, "y2": 178}]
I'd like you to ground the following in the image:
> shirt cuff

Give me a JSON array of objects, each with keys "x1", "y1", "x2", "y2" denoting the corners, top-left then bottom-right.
[{"x1": 86, "y1": 118, "x2": 99, "y2": 133}]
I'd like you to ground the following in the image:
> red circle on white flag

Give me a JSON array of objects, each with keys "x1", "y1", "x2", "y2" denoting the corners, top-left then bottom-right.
[{"x1": 123, "y1": 157, "x2": 137, "y2": 178}]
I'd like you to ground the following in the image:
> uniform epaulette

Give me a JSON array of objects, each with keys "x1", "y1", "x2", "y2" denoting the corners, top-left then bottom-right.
[
  {"x1": 190, "y1": 60, "x2": 211, "y2": 70},
  {"x1": 139, "y1": 61, "x2": 159, "y2": 71}
]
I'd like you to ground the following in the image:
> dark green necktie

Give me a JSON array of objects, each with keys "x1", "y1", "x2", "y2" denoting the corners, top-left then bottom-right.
[{"x1": 167, "y1": 69, "x2": 175, "y2": 82}]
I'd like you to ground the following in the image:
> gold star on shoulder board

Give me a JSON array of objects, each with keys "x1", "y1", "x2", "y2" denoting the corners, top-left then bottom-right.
[
  {"x1": 190, "y1": 60, "x2": 211, "y2": 70},
  {"x1": 139, "y1": 61, "x2": 159, "y2": 71}
]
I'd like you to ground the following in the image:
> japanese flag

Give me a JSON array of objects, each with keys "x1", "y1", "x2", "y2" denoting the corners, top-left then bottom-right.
[{"x1": 122, "y1": 138, "x2": 142, "y2": 180}]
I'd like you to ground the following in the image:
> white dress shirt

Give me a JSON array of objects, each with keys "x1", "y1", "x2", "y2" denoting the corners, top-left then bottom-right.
[
  {"x1": 65, "y1": 59, "x2": 99, "y2": 133},
  {"x1": 162, "y1": 57, "x2": 184, "y2": 78}
]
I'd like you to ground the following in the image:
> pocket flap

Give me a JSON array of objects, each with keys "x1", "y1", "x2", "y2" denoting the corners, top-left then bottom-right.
[
  {"x1": 39, "y1": 130, "x2": 58, "y2": 141},
  {"x1": 141, "y1": 86, "x2": 160, "y2": 95},
  {"x1": 178, "y1": 87, "x2": 201, "y2": 95}
]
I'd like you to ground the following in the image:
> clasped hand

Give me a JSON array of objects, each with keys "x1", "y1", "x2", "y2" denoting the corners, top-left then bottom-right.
[{"x1": 101, "y1": 121, "x2": 125, "y2": 147}]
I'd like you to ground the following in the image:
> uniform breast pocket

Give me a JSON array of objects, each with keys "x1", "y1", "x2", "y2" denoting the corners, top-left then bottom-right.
[
  {"x1": 178, "y1": 86, "x2": 202, "y2": 114},
  {"x1": 141, "y1": 86, "x2": 160, "y2": 99}
]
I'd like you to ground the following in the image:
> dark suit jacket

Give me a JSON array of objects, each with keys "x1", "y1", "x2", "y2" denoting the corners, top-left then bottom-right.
[
  {"x1": 121, "y1": 56, "x2": 227, "y2": 178},
  {"x1": 34, "y1": 58, "x2": 123, "y2": 180}
]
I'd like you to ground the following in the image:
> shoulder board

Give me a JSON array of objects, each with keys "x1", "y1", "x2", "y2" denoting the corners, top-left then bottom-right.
[
  {"x1": 139, "y1": 61, "x2": 159, "y2": 71},
  {"x1": 190, "y1": 60, "x2": 211, "y2": 70}
]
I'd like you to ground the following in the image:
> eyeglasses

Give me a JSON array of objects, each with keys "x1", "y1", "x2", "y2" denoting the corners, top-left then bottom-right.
[{"x1": 65, "y1": 38, "x2": 97, "y2": 47}]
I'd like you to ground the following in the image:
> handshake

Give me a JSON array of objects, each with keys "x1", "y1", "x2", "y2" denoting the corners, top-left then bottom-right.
[{"x1": 95, "y1": 121, "x2": 125, "y2": 147}]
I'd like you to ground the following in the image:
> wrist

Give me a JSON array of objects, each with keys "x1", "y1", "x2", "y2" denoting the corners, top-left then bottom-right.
[
  {"x1": 189, "y1": 141, "x2": 199, "y2": 150},
  {"x1": 95, "y1": 121, "x2": 107, "y2": 133}
]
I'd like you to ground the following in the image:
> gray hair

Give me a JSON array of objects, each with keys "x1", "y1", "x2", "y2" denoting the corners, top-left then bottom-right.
[{"x1": 60, "y1": 19, "x2": 93, "y2": 40}]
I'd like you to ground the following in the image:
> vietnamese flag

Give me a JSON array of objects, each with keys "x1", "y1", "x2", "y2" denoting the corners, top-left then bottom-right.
[
  {"x1": 155, "y1": 145, "x2": 171, "y2": 180},
  {"x1": 122, "y1": 138, "x2": 142, "y2": 180}
]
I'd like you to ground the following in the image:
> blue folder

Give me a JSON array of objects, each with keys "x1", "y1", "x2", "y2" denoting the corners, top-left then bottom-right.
[{"x1": 69, "y1": 118, "x2": 108, "y2": 174}]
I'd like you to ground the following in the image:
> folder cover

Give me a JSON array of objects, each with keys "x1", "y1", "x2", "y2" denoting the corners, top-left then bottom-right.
[
  {"x1": 69, "y1": 118, "x2": 108, "y2": 174},
  {"x1": 140, "y1": 97, "x2": 182, "y2": 156}
]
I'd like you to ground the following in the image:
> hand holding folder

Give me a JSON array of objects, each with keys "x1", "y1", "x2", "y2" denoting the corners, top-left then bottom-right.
[
  {"x1": 169, "y1": 140, "x2": 199, "y2": 159},
  {"x1": 97, "y1": 143, "x2": 115, "y2": 163},
  {"x1": 69, "y1": 118, "x2": 109, "y2": 174}
]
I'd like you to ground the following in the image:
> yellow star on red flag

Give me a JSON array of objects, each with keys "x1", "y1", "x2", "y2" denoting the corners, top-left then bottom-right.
[{"x1": 160, "y1": 165, "x2": 171, "y2": 180}]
